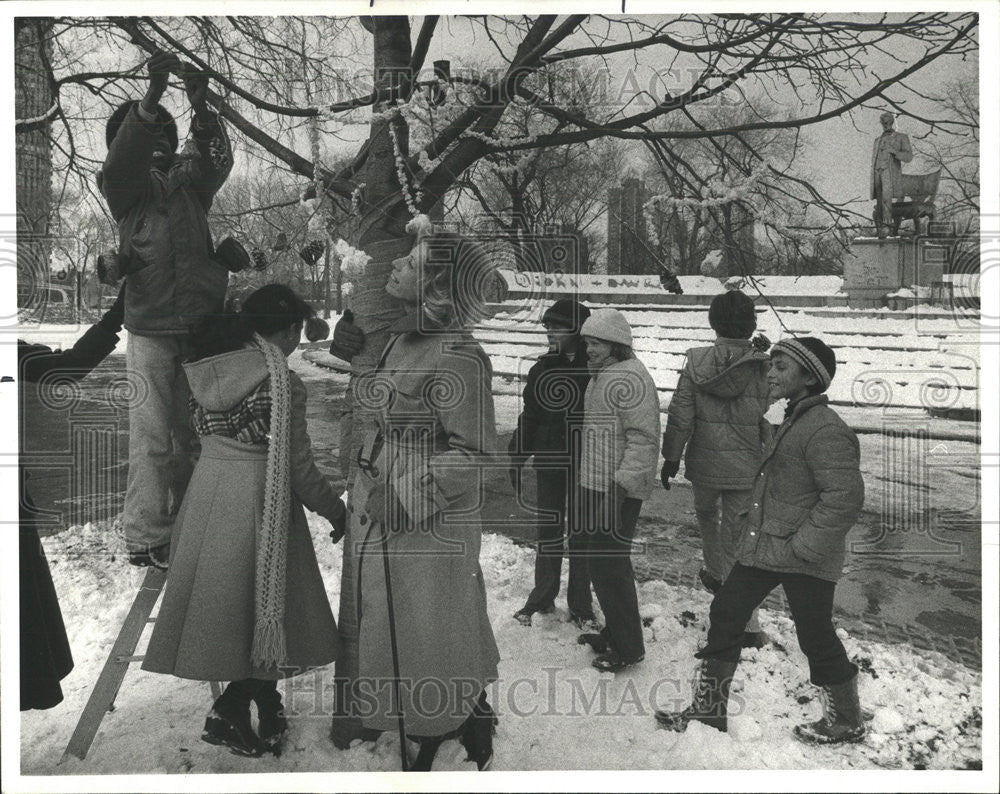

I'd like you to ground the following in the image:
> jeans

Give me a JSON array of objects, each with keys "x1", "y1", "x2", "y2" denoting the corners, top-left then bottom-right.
[
  {"x1": 692, "y1": 484, "x2": 760, "y2": 633},
  {"x1": 699, "y1": 563, "x2": 858, "y2": 686},
  {"x1": 123, "y1": 333, "x2": 198, "y2": 550},
  {"x1": 578, "y1": 487, "x2": 644, "y2": 661},
  {"x1": 520, "y1": 467, "x2": 593, "y2": 618}
]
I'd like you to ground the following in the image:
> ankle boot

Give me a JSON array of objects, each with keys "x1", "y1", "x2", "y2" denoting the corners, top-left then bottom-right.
[
  {"x1": 793, "y1": 673, "x2": 866, "y2": 745},
  {"x1": 654, "y1": 657, "x2": 738, "y2": 733},
  {"x1": 253, "y1": 681, "x2": 289, "y2": 756},
  {"x1": 459, "y1": 691, "x2": 496, "y2": 770},
  {"x1": 406, "y1": 736, "x2": 443, "y2": 771},
  {"x1": 202, "y1": 680, "x2": 267, "y2": 757}
]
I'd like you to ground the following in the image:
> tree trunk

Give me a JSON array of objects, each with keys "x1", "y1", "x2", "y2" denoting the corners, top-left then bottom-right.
[
  {"x1": 15, "y1": 19, "x2": 54, "y2": 313},
  {"x1": 333, "y1": 15, "x2": 413, "y2": 735}
]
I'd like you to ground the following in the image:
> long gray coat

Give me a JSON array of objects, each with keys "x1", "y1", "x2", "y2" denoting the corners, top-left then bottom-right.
[
  {"x1": 143, "y1": 349, "x2": 340, "y2": 681},
  {"x1": 355, "y1": 316, "x2": 500, "y2": 737},
  {"x1": 736, "y1": 394, "x2": 865, "y2": 583}
]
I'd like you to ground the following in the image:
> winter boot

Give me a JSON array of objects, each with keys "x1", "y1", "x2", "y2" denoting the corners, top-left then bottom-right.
[
  {"x1": 654, "y1": 657, "x2": 738, "y2": 733},
  {"x1": 253, "y1": 681, "x2": 289, "y2": 756},
  {"x1": 577, "y1": 628, "x2": 610, "y2": 654},
  {"x1": 459, "y1": 691, "x2": 497, "y2": 770},
  {"x1": 406, "y1": 736, "x2": 444, "y2": 771},
  {"x1": 793, "y1": 673, "x2": 866, "y2": 745},
  {"x1": 202, "y1": 680, "x2": 267, "y2": 757}
]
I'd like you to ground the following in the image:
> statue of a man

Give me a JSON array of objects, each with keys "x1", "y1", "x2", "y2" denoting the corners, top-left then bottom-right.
[{"x1": 871, "y1": 111, "x2": 913, "y2": 237}]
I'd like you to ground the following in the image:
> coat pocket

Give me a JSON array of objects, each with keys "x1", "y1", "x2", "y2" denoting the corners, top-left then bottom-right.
[{"x1": 391, "y1": 459, "x2": 448, "y2": 527}]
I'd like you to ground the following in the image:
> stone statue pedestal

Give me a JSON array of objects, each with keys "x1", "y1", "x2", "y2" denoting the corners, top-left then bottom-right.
[{"x1": 843, "y1": 237, "x2": 948, "y2": 308}]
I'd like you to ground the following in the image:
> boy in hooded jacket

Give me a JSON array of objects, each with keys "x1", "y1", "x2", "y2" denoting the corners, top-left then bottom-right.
[{"x1": 660, "y1": 290, "x2": 771, "y2": 646}]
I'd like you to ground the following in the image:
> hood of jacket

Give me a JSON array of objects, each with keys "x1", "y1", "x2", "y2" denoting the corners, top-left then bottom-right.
[
  {"x1": 686, "y1": 338, "x2": 770, "y2": 399},
  {"x1": 183, "y1": 347, "x2": 270, "y2": 412}
]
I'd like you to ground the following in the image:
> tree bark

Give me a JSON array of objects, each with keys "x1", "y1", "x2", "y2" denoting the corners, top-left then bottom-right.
[
  {"x1": 333, "y1": 15, "x2": 413, "y2": 733},
  {"x1": 15, "y1": 19, "x2": 54, "y2": 314}
]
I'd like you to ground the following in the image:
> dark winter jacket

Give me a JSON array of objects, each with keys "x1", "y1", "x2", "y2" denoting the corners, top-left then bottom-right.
[
  {"x1": 99, "y1": 104, "x2": 232, "y2": 336},
  {"x1": 508, "y1": 342, "x2": 591, "y2": 466},
  {"x1": 662, "y1": 338, "x2": 771, "y2": 490},
  {"x1": 736, "y1": 394, "x2": 865, "y2": 583},
  {"x1": 17, "y1": 323, "x2": 120, "y2": 710}
]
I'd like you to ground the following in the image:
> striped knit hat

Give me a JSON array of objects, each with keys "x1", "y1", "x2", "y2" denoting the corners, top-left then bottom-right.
[{"x1": 771, "y1": 337, "x2": 836, "y2": 392}]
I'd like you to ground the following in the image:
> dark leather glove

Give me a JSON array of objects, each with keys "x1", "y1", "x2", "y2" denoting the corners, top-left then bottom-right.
[
  {"x1": 99, "y1": 280, "x2": 127, "y2": 334},
  {"x1": 330, "y1": 309, "x2": 365, "y2": 361},
  {"x1": 660, "y1": 459, "x2": 680, "y2": 491}
]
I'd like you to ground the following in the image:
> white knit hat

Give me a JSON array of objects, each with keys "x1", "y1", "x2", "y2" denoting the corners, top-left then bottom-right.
[{"x1": 580, "y1": 308, "x2": 633, "y2": 347}]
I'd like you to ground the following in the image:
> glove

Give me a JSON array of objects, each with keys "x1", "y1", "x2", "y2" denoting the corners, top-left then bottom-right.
[
  {"x1": 751, "y1": 333, "x2": 772, "y2": 353},
  {"x1": 329, "y1": 501, "x2": 346, "y2": 544},
  {"x1": 330, "y1": 309, "x2": 365, "y2": 361},
  {"x1": 99, "y1": 280, "x2": 127, "y2": 334},
  {"x1": 660, "y1": 459, "x2": 680, "y2": 491}
]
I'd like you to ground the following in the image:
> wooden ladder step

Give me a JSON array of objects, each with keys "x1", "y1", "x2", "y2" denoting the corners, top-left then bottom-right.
[{"x1": 61, "y1": 568, "x2": 224, "y2": 763}]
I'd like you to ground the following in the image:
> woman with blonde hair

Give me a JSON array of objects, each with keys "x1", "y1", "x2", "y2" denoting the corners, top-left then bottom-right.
[{"x1": 353, "y1": 228, "x2": 501, "y2": 771}]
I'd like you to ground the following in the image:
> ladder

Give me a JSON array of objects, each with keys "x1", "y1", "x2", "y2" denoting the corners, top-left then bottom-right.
[{"x1": 61, "y1": 567, "x2": 223, "y2": 762}]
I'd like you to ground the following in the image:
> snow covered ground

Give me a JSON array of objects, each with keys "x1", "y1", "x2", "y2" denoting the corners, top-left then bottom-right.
[
  {"x1": 11, "y1": 316, "x2": 988, "y2": 786},
  {"x1": 19, "y1": 513, "x2": 983, "y2": 779}
]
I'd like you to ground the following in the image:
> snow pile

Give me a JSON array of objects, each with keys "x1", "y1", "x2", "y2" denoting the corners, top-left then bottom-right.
[
  {"x1": 886, "y1": 286, "x2": 932, "y2": 300},
  {"x1": 20, "y1": 517, "x2": 982, "y2": 775}
]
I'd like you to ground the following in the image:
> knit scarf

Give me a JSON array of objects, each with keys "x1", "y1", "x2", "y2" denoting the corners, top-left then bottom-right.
[{"x1": 251, "y1": 333, "x2": 291, "y2": 670}]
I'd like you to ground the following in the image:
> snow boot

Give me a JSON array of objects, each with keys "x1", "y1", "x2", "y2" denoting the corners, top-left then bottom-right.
[
  {"x1": 202, "y1": 680, "x2": 267, "y2": 757},
  {"x1": 654, "y1": 657, "x2": 738, "y2": 733},
  {"x1": 577, "y1": 629, "x2": 610, "y2": 654},
  {"x1": 406, "y1": 736, "x2": 443, "y2": 771},
  {"x1": 593, "y1": 651, "x2": 644, "y2": 673},
  {"x1": 253, "y1": 681, "x2": 288, "y2": 756},
  {"x1": 793, "y1": 673, "x2": 866, "y2": 746},
  {"x1": 459, "y1": 691, "x2": 496, "y2": 770}
]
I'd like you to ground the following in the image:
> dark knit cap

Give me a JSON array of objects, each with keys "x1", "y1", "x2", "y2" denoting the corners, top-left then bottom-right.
[
  {"x1": 772, "y1": 336, "x2": 837, "y2": 392},
  {"x1": 709, "y1": 289, "x2": 756, "y2": 339},
  {"x1": 542, "y1": 299, "x2": 591, "y2": 333},
  {"x1": 106, "y1": 100, "x2": 179, "y2": 153}
]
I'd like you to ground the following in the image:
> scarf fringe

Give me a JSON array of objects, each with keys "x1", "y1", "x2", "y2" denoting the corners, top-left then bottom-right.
[{"x1": 251, "y1": 616, "x2": 287, "y2": 670}]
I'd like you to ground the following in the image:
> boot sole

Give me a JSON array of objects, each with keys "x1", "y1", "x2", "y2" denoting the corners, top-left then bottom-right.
[
  {"x1": 792, "y1": 725, "x2": 866, "y2": 745},
  {"x1": 201, "y1": 729, "x2": 265, "y2": 757}
]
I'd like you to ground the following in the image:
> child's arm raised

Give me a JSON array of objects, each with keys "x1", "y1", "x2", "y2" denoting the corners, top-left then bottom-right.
[
  {"x1": 99, "y1": 52, "x2": 179, "y2": 219},
  {"x1": 181, "y1": 68, "x2": 233, "y2": 209}
]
